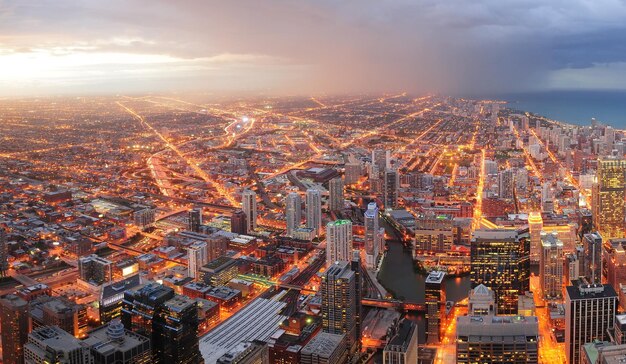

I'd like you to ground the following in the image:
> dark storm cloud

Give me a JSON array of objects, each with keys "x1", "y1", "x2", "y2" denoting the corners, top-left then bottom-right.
[{"x1": 1, "y1": 0, "x2": 626, "y2": 95}]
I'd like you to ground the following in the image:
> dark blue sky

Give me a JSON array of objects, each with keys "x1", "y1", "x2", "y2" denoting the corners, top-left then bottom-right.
[{"x1": 2, "y1": 0, "x2": 626, "y2": 96}]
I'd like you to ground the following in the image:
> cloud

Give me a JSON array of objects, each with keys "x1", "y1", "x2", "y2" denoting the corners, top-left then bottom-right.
[{"x1": 1, "y1": 0, "x2": 626, "y2": 95}]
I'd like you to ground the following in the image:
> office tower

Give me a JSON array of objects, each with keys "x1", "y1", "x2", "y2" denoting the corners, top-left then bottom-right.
[
  {"x1": 371, "y1": 149, "x2": 389, "y2": 178},
  {"x1": 230, "y1": 209, "x2": 247, "y2": 234},
  {"x1": 285, "y1": 192, "x2": 302, "y2": 237},
  {"x1": 217, "y1": 340, "x2": 269, "y2": 364},
  {"x1": 200, "y1": 256, "x2": 238, "y2": 286},
  {"x1": 470, "y1": 229, "x2": 530, "y2": 314},
  {"x1": 134, "y1": 208, "x2": 156, "y2": 230},
  {"x1": 414, "y1": 214, "x2": 454, "y2": 256},
  {"x1": 456, "y1": 315, "x2": 539, "y2": 364},
  {"x1": 583, "y1": 232, "x2": 603, "y2": 284},
  {"x1": 188, "y1": 208, "x2": 203, "y2": 233},
  {"x1": 528, "y1": 211, "x2": 543, "y2": 263},
  {"x1": 383, "y1": 169, "x2": 399, "y2": 209},
  {"x1": 0, "y1": 226, "x2": 8, "y2": 276},
  {"x1": 0, "y1": 294, "x2": 29, "y2": 364},
  {"x1": 328, "y1": 177, "x2": 344, "y2": 211},
  {"x1": 321, "y1": 261, "x2": 358, "y2": 355},
  {"x1": 306, "y1": 189, "x2": 322, "y2": 237},
  {"x1": 99, "y1": 274, "x2": 142, "y2": 324},
  {"x1": 382, "y1": 319, "x2": 418, "y2": 364},
  {"x1": 468, "y1": 284, "x2": 496, "y2": 316},
  {"x1": 615, "y1": 314, "x2": 626, "y2": 344},
  {"x1": 351, "y1": 250, "x2": 362, "y2": 344},
  {"x1": 29, "y1": 296, "x2": 87, "y2": 338},
  {"x1": 122, "y1": 283, "x2": 202, "y2": 364},
  {"x1": 242, "y1": 189, "x2": 258, "y2": 232},
  {"x1": 24, "y1": 326, "x2": 92, "y2": 364},
  {"x1": 540, "y1": 231, "x2": 564, "y2": 300},
  {"x1": 78, "y1": 254, "x2": 113, "y2": 285},
  {"x1": 187, "y1": 241, "x2": 208, "y2": 279},
  {"x1": 300, "y1": 332, "x2": 348, "y2": 364},
  {"x1": 425, "y1": 271, "x2": 446, "y2": 343},
  {"x1": 364, "y1": 202, "x2": 380, "y2": 269},
  {"x1": 577, "y1": 209, "x2": 593, "y2": 240},
  {"x1": 542, "y1": 182, "x2": 555, "y2": 213},
  {"x1": 605, "y1": 239, "x2": 626, "y2": 294},
  {"x1": 497, "y1": 169, "x2": 515, "y2": 199},
  {"x1": 326, "y1": 220, "x2": 353, "y2": 264},
  {"x1": 84, "y1": 319, "x2": 151, "y2": 364},
  {"x1": 593, "y1": 157, "x2": 626, "y2": 239},
  {"x1": 344, "y1": 162, "x2": 361, "y2": 185},
  {"x1": 565, "y1": 281, "x2": 618, "y2": 364}
]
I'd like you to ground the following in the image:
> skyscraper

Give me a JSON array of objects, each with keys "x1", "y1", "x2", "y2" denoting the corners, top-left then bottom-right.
[
  {"x1": 188, "y1": 208, "x2": 203, "y2": 233},
  {"x1": 321, "y1": 261, "x2": 358, "y2": 356},
  {"x1": 565, "y1": 281, "x2": 618, "y2": 364},
  {"x1": 344, "y1": 162, "x2": 361, "y2": 185},
  {"x1": 382, "y1": 319, "x2": 418, "y2": 364},
  {"x1": 122, "y1": 283, "x2": 202, "y2": 364},
  {"x1": 425, "y1": 270, "x2": 446, "y2": 343},
  {"x1": 582, "y1": 232, "x2": 603, "y2": 284},
  {"x1": 328, "y1": 177, "x2": 344, "y2": 211},
  {"x1": 78, "y1": 254, "x2": 113, "y2": 285},
  {"x1": 83, "y1": 319, "x2": 152, "y2": 364},
  {"x1": 0, "y1": 294, "x2": 29, "y2": 364},
  {"x1": 230, "y1": 209, "x2": 247, "y2": 235},
  {"x1": 285, "y1": 192, "x2": 302, "y2": 237},
  {"x1": 0, "y1": 225, "x2": 8, "y2": 277},
  {"x1": 326, "y1": 220, "x2": 353, "y2": 264},
  {"x1": 470, "y1": 229, "x2": 530, "y2": 315},
  {"x1": 187, "y1": 241, "x2": 208, "y2": 279},
  {"x1": 383, "y1": 169, "x2": 399, "y2": 209},
  {"x1": 242, "y1": 189, "x2": 257, "y2": 232},
  {"x1": 364, "y1": 202, "x2": 380, "y2": 269},
  {"x1": 24, "y1": 326, "x2": 92, "y2": 364},
  {"x1": 593, "y1": 157, "x2": 626, "y2": 239},
  {"x1": 306, "y1": 188, "x2": 322, "y2": 237},
  {"x1": 540, "y1": 231, "x2": 564, "y2": 300},
  {"x1": 497, "y1": 168, "x2": 514, "y2": 199},
  {"x1": 371, "y1": 149, "x2": 389, "y2": 178},
  {"x1": 527, "y1": 211, "x2": 543, "y2": 263}
]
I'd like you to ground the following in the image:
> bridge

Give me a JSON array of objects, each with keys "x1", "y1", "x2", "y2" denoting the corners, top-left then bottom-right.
[{"x1": 361, "y1": 297, "x2": 426, "y2": 312}]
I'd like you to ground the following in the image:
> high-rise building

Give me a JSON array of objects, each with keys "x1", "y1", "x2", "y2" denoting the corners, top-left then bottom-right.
[
  {"x1": 134, "y1": 208, "x2": 156, "y2": 230},
  {"x1": 528, "y1": 211, "x2": 543, "y2": 263},
  {"x1": 582, "y1": 232, "x2": 603, "y2": 284},
  {"x1": 456, "y1": 315, "x2": 539, "y2": 364},
  {"x1": 425, "y1": 271, "x2": 446, "y2": 343},
  {"x1": 0, "y1": 226, "x2": 8, "y2": 276},
  {"x1": 306, "y1": 189, "x2": 322, "y2": 237},
  {"x1": 382, "y1": 319, "x2": 418, "y2": 364},
  {"x1": 299, "y1": 332, "x2": 348, "y2": 364},
  {"x1": 84, "y1": 319, "x2": 152, "y2": 364},
  {"x1": 0, "y1": 294, "x2": 29, "y2": 364},
  {"x1": 321, "y1": 261, "x2": 358, "y2": 355},
  {"x1": 350, "y1": 250, "x2": 362, "y2": 344},
  {"x1": 593, "y1": 157, "x2": 626, "y2": 239},
  {"x1": 414, "y1": 214, "x2": 454, "y2": 256},
  {"x1": 217, "y1": 340, "x2": 269, "y2": 364},
  {"x1": 328, "y1": 177, "x2": 344, "y2": 211},
  {"x1": 230, "y1": 209, "x2": 247, "y2": 235},
  {"x1": 577, "y1": 209, "x2": 593, "y2": 240},
  {"x1": 187, "y1": 241, "x2": 208, "y2": 279},
  {"x1": 497, "y1": 169, "x2": 515, "y2": 199},
  {"x1": 467, "y1": 284, "x2": 496, "y2": 316},
  {"x1": 242, "y1": 189, "x2": 257, "y2": 232},
  {"x1": 99, "y1": 274, "x2": 142, "y2": 324},
  {"x1": 121, "y1": 283, "x2": 202, "y2": 364},
  {"x1": 24, "y1": 326, "x2": 92, "y2": 364},
  {"x1": 540, "y1": 231, "x2": 564, "y2": 299},
  {"x1": 29, "y1": 296, "x2": 87, "y2": 338},
  {"x1": 470, "y1": 229, "x2": 530, "y2": 315},
  {"x1": 344, "y1": 162, "x2": 361, "y2": 185},
  {"x1": 364, "y1": 202, "x2": 380, "y2": 269},
  {"x1": 188, "y1": 208, "x2": 203, "y2": 233},
  {"x1": 383, "y1": 169, "x2": 399, "y2": 209},
  {"x1": 78, "y1": 254, "x2": 113, "y2": 285},
  {"x1": 371, "y1": 149, "x2": 389, "y2": 178},
  {"x1": 604, "y1": 239, "x2": 626, "y2": 294},
  {"x1": 285, "y1": 192, "x2": 302, "y2": 237},
  {"x1": 326, "y1": 220, "x2": 353, "y2": 264},
  {"x1": 565, "y1": 281, "x2": 618, "y2": 364}
]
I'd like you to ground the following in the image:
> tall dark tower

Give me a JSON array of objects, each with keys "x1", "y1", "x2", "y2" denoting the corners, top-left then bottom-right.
[
  {"x1": 188, "y1": 208, "x2": 202, "y2": 233},
  {"x1": 122, "y1": 283, "x2": 202, "y2": 364},
  {"x1": 0, "y1": 226, "x2": 8, "y2": 277},
  {"x1": 230, "y1": 209, "x2": 247, "y2": 235},
  {"x1": 350, "y1": 250, "x2": 362, "y2": 349},
  {"x1": 0, "y1": 294, "x2": 29, "y2": 364},
  {"x1": 322, "y1": 261, "x2": 358, "y2": 356}
]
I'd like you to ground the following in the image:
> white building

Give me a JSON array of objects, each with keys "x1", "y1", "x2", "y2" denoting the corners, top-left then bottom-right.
[
  {"x1": 187, "y1": 241, "x2": 208, "y2": 279},
  {"x1": 364, "y1": 202, "x2": 380, "y2": 269},
  {"x1": 326, "y1": 220, "x2": 353, "y2": 264}
]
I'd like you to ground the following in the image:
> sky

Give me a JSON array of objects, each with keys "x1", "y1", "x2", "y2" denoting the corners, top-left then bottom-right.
[{"x1": 2, "y1": 0, "x2": 626, "y2": 96}]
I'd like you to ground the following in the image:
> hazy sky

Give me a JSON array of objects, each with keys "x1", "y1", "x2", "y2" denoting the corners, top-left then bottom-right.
[{"x1": 2, "y1": 0, "x2": 626, "y2": 96}]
